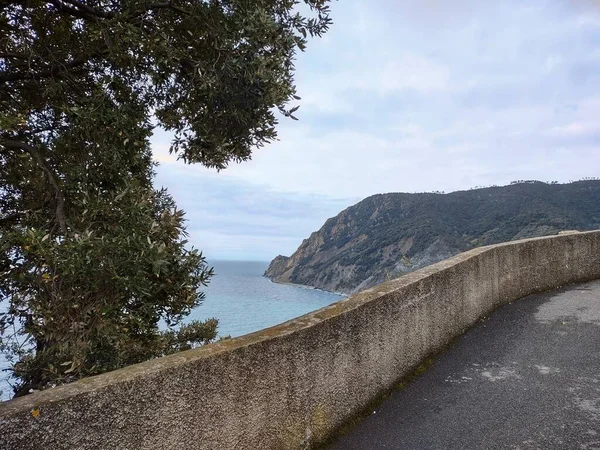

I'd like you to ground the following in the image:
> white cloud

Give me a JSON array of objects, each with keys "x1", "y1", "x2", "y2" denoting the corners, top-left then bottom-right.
[
  {"x1": 548, "y1": 123, "x2": 590, "y2": 137},
  {"x1": 151, "y1": 0, "x2": 600, "y2": 259}
]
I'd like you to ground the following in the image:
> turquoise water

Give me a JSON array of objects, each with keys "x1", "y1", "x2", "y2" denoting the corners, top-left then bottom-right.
[
  {"x1": 189, "y1": 260, "x2": 345, "y2": 337},
  {"x1": 0, "y1": 260, "x2": 344, "y2": 400}
]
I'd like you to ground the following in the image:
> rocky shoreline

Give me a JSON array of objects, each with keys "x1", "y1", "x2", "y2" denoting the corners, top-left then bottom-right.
[{"x1": 265, "y1": 181, "x2": 600, "y2": 295}]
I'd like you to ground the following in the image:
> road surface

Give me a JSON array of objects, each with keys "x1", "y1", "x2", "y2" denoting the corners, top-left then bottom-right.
[{"x1": 330, "y1": 280, "x2": 600, "y2": 450}]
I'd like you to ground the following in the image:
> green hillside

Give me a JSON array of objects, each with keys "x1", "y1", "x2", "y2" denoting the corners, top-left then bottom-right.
[{"x1": 265, "y1": 180, "x2": 600, "y2": 294}]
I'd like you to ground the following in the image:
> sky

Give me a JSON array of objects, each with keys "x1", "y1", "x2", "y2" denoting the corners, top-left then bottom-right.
[{"x1": 152, "y1": 0, "x2": 600, "y2": 261}]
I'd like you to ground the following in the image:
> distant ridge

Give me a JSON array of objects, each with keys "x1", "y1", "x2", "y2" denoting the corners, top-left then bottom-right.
[{"x1": 265, "y1": 180, "x2": 600, "y2": 294}]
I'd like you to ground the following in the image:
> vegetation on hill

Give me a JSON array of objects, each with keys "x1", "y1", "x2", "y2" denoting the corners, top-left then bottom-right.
[
  {"x1": 0, "y1": 0, "x2": 332, "y2": 397},
  {"x1": 265, "y1": 181, "x2": 600, "y2": 294}
]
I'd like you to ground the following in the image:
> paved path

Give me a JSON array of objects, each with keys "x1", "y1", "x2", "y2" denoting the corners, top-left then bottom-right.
[{"x1": 330, "y1": 280, "x2": 600, "y2": 450}]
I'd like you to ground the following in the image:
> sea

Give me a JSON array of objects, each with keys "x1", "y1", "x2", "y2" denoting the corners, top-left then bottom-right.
[
  {"x1": 0, "y1": 260, "x2": 344, "y2": 400},
  {"x1": 191, "y1": 260, "x2": 345, "y2": 338}
]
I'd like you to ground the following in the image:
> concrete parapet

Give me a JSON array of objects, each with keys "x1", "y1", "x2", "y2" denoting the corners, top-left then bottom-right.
[{"x1": 1, "y1": 231, "x2": 599, "y2": 449}]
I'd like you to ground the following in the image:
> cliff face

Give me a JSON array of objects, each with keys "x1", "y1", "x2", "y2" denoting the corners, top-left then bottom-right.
[{"x1": 265, "y1": 181, "x2": 600, "y2": 294}]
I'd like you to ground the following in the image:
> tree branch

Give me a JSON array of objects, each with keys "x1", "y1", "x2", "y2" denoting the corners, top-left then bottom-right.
[
  {"x1": 0, "y1": 53, "x2": 29, "y2": 60},
  {"x1": 133, "y1": 2, "x2": 192, "y2": 17},
  {"x1": 0, "y1": 0, "x2": 26, "y2": 9},
  {"x1": 0, "y1": 138, "x2": 68, "y2": 234},
  {"x1": 0, "y1": 211, "x2": 25, "y2": 226},
  {"x1": 0, "y1": 205, "x2": 46, "y2": 227},
  {"x1": 0, "y1": 56, "x2": 91, "y2": 83},
  {"x1": 46, "y1": 0, "x2": 98, "y2": 20},
  {"x1": 46, "y1": 0, "x2": 113, "y2": 20},
  {"x1": 60, "y1": 0, "x2": 113, "y2": 18},
  {"x1": 46, "y1": 0, "x2": 189, "y2": 22}
]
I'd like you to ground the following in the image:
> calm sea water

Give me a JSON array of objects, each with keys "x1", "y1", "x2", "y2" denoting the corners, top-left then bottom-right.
[
  {"x1": 189, "y1": 260, "x2": 345, "y2": 337},
  {"x1": 0, "y1": 260, "x2": 344, "y2": 400}
]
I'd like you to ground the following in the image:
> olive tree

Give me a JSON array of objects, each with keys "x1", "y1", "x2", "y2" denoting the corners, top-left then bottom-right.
[{"x1": 0, "y1": 0, "x2": 331, "y2": 396}]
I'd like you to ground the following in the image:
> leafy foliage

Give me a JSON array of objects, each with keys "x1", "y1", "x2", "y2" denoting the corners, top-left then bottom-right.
[{"x1": 0, "y1": 0, "x2": 332, "y2": 396}]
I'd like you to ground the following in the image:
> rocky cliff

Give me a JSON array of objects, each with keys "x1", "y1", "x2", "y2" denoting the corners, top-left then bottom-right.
[{"x1": 265, "y1": 180, "x2": 600, "y2": 294}]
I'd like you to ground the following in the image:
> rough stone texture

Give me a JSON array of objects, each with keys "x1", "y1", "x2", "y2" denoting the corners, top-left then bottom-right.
[
  {"x1": 1, "y1": 231, "x2": 600, "y2": 449},
  {"x1": 331, "y1": 280, "x2": 600, "y2": 449}
]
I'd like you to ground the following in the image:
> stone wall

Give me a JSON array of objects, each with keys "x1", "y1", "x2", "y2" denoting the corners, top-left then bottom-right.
[{"x1": 1, "y1": 231, "x2": 599, "y2": 449}]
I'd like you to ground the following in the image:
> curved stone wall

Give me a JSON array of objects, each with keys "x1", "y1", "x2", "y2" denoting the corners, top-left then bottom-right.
[{"x1": 1, "y1": 231, "x2": 599, "y2": 449}]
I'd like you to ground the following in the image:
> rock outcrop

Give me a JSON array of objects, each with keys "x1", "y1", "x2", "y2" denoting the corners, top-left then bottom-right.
[{"x1": 265, "y1": 180, "x2": 600, "y2": 294}]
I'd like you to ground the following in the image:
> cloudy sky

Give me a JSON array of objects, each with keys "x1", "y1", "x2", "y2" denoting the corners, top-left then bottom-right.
[{"x1": 152, "y1": 0, "x2": 600, "y2": 261}]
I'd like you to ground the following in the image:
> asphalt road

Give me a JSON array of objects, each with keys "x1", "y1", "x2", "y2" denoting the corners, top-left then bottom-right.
[{"x1": 330, "y1": 280, "x2": 600, "y2": 450}]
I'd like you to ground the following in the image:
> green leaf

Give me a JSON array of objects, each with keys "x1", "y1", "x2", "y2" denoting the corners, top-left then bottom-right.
[{"x1": 0, "y1": 0, "x2": 332, "y2": 396}]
